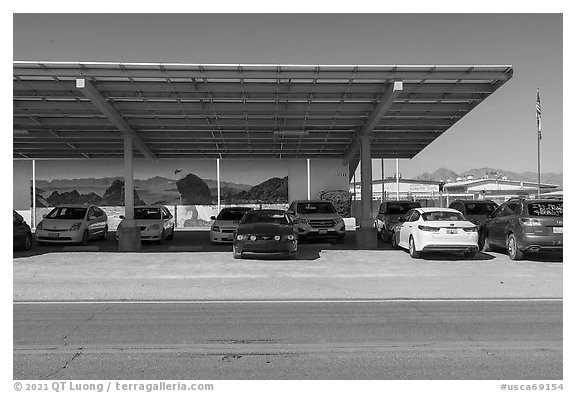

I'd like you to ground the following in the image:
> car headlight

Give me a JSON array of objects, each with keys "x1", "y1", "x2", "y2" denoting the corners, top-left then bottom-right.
[
  {"x1": 148, "y1": 224, "x2": 160, "y2": 230},
  {"x1": 295, "y1": 218, "x2": 309, "y2": 224},
  {"x1": 335, "y1": 217, "x2": 344, "y2": 224},
  {"x1": 274, "y1": 235, "x2": 281, "y2": 241},
  {"x1": 212, "y1": 226, "x2": 221, "y2": 232},
  {"x1": 285, "y1": 234, "x2": 295, "y2": 241},
  {"x1": 69, "y1": 222, "x2": 82, "y2": 231},
  {"x1": 236, "y1": 234, "x2": 246, "y2": 241}
]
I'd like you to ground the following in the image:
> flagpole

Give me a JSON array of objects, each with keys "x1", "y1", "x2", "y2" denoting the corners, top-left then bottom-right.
[{"x1": 536, "y1": 88, "x2": 541, "y2": 198}]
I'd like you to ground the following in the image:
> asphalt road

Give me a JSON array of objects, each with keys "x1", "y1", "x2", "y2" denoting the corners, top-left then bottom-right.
[{"x1": 13, "y1": 300, "x2": 562, "y2": 380}]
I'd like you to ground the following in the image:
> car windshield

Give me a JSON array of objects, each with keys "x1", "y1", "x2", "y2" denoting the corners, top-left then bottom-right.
[
  {"x1": 296, "y1": 203, "x2": 336, "y2": 214},
  {"x1": 385, "y1": 203, "x2": 421, "y2": 214},
  {"x1": 241, "y1": 211, "x2": 290, "y2": 225},
  {"x1": 46, "y1": 207, "x2": 87, "y2": 220},
  {"x1": 464, "y1": 202, "x2": 497, "y2": 215},
  {"x1": 217, "y1": 209, "x2": 251, "y2": 221},
  {"x1": 527, "y1": 202, "x2": 563, "y2": 217},
  {"x1": 422, "y1": 211, "x2": 467, "y2": 221},
  {"x1": 134, "y1": 208, "x2": 161, "y2": 220}
]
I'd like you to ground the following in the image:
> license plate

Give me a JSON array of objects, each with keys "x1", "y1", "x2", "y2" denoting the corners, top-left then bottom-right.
[
  {"x1": 446, "y1": 229, "x2": 457, "y2": 234},
  {"x1": 318, "y1": 230, "x2": 328, "y2": 235},
  {"x1": 48, "y1": 232, "x2": 59, "y2": 238},
  {"x1": 553, "y1": 227, "x2": 563, "y2": 234}
]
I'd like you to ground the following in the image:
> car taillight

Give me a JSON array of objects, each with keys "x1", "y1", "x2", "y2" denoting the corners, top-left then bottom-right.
[
  {"x1": 462, "y1": 227, "x2": 477, "y2": 232},
  {"x1": 520, "y1": 218, "x2": 543, "y2": 226},
  {"x1": 418, "y1": 225, "x2": 440, "y2": 232}
]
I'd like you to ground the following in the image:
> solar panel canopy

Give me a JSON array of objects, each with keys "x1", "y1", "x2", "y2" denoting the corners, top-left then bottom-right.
[{"x1": 13, "y1": 62, "x2": 513, "y2": 161}]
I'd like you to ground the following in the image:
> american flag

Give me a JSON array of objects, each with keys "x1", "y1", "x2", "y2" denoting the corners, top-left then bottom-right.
[{"x1": 536, "y1": 89, "x2": 542, "y2": 140}]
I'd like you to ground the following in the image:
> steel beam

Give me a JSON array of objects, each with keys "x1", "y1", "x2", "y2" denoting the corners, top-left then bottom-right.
[
  {"x1": 76, "y1": 78, "x2": 156, "y2": 159},
  {"x1": 343, "y1": 81, "x2": 403, "y2": 164}
]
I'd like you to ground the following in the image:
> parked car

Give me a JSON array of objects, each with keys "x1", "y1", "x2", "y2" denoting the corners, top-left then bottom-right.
[
  {"x1": 117, "y1": 205, "x2": 175, "y2": 243},
  {"x1": 374, "y1": 200, "x2": 422, "y2": 242},
  {"x1": 391, "y1": 207, "x2": 479, "y2": 259},
  {"x1": 286, "y1": 200, "x2": 345, "y2": 243},
  {"x1": 448, "y1": 199, "x2": 499, "y2": 227},
  {"x1": 13, "y1": 210, "x2": 32, "y2": 251},
  {"x1": 233, "y1": 209, "x2": 298, "y2": 259},
  {"x1": 478, "y1": 198, "x2": 563, "y2": 260},
  {"x1": 210, "y1": 207, "x2": 253, "y2": 244},
  {"x1": 35, "y1": 204, "x2": 108, "y2": 246}
]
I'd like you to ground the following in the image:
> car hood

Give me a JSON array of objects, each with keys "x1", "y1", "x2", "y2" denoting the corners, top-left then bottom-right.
[
  {"x1": 213, "y1": 220, "x2": 242, "y2": 227},
  {"x1": 237, "y1": 223, "x2": 294, "y2": 235},
  {"x1": 294, "y1": 213, "x2": 340, "y2": 219},
  {"x1": 382, "y1": 214, "x2": 404, "y2": 223},
  {"x1": 120, "y1": 219, "x2": 162, "y2": 227},
  {"x1": 39, "y1": 219, "x2": 84, "y2": 230}
]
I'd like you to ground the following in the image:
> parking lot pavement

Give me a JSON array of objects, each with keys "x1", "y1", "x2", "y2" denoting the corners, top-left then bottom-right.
[{"x1": 13, "y1": 230, "x2": 562, "y2": 302}]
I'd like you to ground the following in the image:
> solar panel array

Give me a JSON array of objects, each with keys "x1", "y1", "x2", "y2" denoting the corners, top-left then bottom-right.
[{"x1": 13, "y1": 62, "x2": 513, "y2": 160}]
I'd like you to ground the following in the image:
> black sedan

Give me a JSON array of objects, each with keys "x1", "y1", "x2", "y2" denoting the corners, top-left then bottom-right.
[{"x1": 233, "y1": 209, "x2": 298, "y2": 259}]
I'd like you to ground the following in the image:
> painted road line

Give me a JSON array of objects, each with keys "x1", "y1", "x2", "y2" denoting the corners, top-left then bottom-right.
[{"x1": 13, "y1": 298, "x2": 563, "y2": 305}]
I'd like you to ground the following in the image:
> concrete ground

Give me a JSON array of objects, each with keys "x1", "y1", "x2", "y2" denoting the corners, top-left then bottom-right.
[{"x1": 13, "y1": 230, "x2": 563, "y2": 302}]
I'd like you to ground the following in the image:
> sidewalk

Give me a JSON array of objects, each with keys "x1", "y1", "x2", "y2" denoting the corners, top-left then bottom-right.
[{"x1": 13, "y1": 247, "x2": 563, "y2": 301}]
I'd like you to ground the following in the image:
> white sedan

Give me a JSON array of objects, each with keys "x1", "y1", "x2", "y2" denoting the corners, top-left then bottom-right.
[
  {"x1": 117, "y1": 205, "x2": 175, "y2": 243},
  {"x1": 391, "y1": 207, "x2": 479, "y2": 259}
]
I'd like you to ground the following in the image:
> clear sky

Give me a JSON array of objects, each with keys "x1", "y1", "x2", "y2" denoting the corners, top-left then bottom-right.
[{"x1": 11, "y1": 12, "x2": 563, "y2": 178}]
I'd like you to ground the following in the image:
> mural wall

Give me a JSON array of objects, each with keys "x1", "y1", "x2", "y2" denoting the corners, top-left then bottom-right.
[{"x1": 31, "y1": 159, "x2": 289, "y2": 229}]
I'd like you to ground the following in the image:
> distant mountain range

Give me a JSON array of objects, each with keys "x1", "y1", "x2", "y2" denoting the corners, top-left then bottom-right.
[{"x1": 413, "y1": 167, "x2": 563, "y2": 187}]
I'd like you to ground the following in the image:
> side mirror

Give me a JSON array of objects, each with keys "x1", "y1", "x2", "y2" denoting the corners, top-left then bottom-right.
[
  {"x1": 210, "y1": 216, "x2": 216, "y2": 220},
  {"x1": 119, "y1": 215, "x2": 125, "y2": 219}
]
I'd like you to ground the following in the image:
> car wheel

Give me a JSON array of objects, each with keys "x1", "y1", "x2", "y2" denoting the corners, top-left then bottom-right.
[
  {"x1": 233, "y1": 247, "x2": 242, "y2": 259},
  {"x1": 409, "y1": 236, "x2": 421, "y2": 259},
  {"x1": 80, "y1": 230, "x2": 89, "y2": 246},
  {"x1": 391, "y1": 233, "x2": 399, "y2": 249},
  {"x1": 100, "y1": 225, "x2": 108, "y2": 240},
  {"x1": 507, "y1": 233, "x2": 524, "y2": 261},
  {"x1": 22, "y1": 233, "x2": 33, "y2": 251}
]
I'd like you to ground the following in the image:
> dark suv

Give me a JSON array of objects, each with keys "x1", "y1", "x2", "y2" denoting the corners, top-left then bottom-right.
[
  {"x1": 449, "y1": 199, "x2": 499, "y2": 227},
  {"x1": 479, "y1": 198, "x2": 563, "y2": 260},
  {"x1": 374, "y1": 201, "x2": 421, "y2": 242}
]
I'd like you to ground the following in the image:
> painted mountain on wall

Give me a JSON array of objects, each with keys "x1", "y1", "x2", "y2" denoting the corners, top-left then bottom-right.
[{"x1": 35, "y1": 175, "x2": 289, "y2": 206}]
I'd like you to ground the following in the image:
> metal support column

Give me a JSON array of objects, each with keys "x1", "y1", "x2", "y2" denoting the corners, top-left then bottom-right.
[
  {"x1": 117, "y1": 135, "x2": 141, "y2": 251},
  {"x1": 356, "y1": 136, "x2": 377, "y2": 248}
]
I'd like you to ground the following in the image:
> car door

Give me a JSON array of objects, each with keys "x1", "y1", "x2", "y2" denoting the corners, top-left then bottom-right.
[
  {"x1": 488, "y1": 202, "x2": 519, "y2": 247},
  {"x1": 86, "y1": 207, "x2": 99, "y2": 238},
  {"x1": 375, "y1": 203, "x2": 386, "y2": 231},
  {"x1": 162, "y1": 207, "x2": 174, "y2": 233},
  {"x1": 398, "y1": 210, "x2": 416, "y2": 248}
]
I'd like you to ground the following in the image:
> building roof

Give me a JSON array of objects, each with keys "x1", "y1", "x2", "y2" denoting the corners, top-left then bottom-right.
[
  {"x1": 13, "y1": 61, "x2": 513, "y2": 160},
  {"x1": 443, "y1": 178, "x2": 558, "y2": 190}
]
